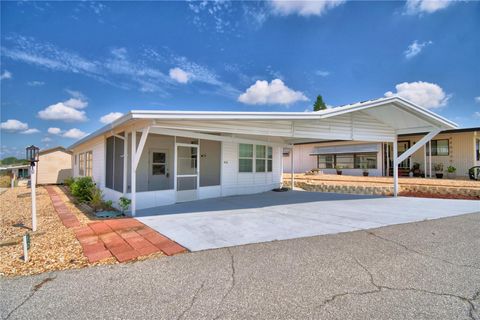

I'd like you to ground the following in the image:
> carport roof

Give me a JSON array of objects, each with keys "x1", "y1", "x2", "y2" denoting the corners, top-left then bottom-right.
[{"x1": 69, "y1": 96, "x2": 457, "y2": 149}]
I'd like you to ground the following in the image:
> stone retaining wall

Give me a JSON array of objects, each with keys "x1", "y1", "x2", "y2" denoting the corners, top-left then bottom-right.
[{"x1": 283, "y1": 181, "x2": 480, "y2": 198}]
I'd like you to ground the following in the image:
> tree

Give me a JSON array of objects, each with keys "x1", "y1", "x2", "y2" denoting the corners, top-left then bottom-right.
[{"x1": 313, "y1": 95, "x2": 327, "y2": 111}]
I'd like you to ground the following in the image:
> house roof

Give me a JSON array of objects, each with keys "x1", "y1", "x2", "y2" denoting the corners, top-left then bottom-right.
[
  {"x1": 399, "y1": 126, "x2": 479, "y2": 137},
  {"x1": 39, "y1": 146, "x2": 73, "y2": 155},
  {"x1": 69, "y1": 96, "x2": 458, "y2": 149}
]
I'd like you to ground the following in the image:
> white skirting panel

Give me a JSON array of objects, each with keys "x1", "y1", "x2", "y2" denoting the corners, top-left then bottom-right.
[
  {"x1": 103, "y1": 187, "x2": 124, "y2": 210},
  {"x1": 199, "y1": 185, "x2": 222, "y2": 200}
]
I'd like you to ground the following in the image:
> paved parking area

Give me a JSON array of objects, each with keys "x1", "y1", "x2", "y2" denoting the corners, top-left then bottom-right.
[
  {"x1": 2, "y1": 211, "x2": 479, "y2": 320},
  {"x1": 136, "y1": 191, "x2": 480, "y2": 251}
]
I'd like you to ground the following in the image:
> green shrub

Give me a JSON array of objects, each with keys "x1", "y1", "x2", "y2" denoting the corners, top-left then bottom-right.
[
  {"x1": 70, "y1": 176, "x2": 95, "y2": 202},
  {"x1": 119, "y1": 197, "x2": 131, "y2": 213},
  {"x1": 447, "y1": 165, "x2": 456, "y2": 173},
  {"x1": 89, "y1": 187, "x2": 104, "y2": 211},
  {"x1": 64, "y1": 177, "x2": 76, "y2": 187}
]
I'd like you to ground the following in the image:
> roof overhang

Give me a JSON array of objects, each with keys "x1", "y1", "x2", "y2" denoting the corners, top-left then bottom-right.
[{"x1": 69, "y1": 96, "x2": 458, "y2": 150}]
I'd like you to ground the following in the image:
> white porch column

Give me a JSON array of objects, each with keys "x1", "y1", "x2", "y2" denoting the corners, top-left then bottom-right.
[
  {"x1": 424, "y1": 144, "x2": 427, "y2": 178},
  {"x1": 123, "y1": 133, "x2": 128, "y2": 194},
  {"x1": 393, "y1": 136, "x2": 399, "y2": 197},
  {"x1": 386, "y1": 142, "x2": 390, "y2": 176},
  {"x1": 428, "y1": 141, "x2": 432, "y2": 178},
  {"x1": 290, "y1": 146, "x2": 294, "y2": 190},
  {"x1": 131, "y1": 130, "x2": 136, "y2": 216}
]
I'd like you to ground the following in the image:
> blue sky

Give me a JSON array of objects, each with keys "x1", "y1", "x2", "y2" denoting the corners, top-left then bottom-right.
[{"x1": 1, "y1": 0, "x2": 479, "y2": 158}]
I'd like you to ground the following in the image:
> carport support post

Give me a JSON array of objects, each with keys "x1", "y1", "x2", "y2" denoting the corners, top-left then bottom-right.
[
  {"x1": 290, "y1": 146, "x2": 294, "y2": 190},
  {"x1": 131, "y1": 130, "x2": 136, "y2": 216},
  {"x1": 393, "y1": 136, "x2": 399, "y2": 197}
]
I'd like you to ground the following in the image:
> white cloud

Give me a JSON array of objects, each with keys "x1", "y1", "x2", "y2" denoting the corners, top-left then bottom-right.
[
  {"x1": 315, "y1": 70, "x2": 330, "y2": 77},
  {"x1": 48, "y1": 127, "x2": 62, "y2": 135},
  {"x1": 475, "y1": 96, "x2": 480, "y2": 103},
  {"x1": 270, "y1": 0, "x2": 345, "y2": 16},
  {"x1": 169, "y1": 67, "x2": 190, "y2": 84},
  {"x1": 238, "y1": 79, "x2": 308, "y2": 105},
  {"x1": 385, "y1": 81, "x2": 450, "y2": 109},
  {"x1": 474, "y1": 112, "x2": 480, "y2": 119},
  {"x1": 405, "y1": 0, "x2": 455, "y2": 15},
  {"x1": 1, "y1": 70, "x2": 12, "y2": 80},
  {"x1": 62, "y1": 128, "x2": 87, "y2": 139},
  {"x1": 27, "y1": 80, "x2": 45, "y2": 86},
  {"x1": 20, "y1": 128, "x2": 40, "y2": 134},
  {"x1": 42, "y1": 137, "x2": 52, "y2": 142},
  {"x1": 1, "y1": 119, "x2": 29, "y2": 132},
  {"x1": 65, "y1": 89, "x2": 86, "y2": 100},
  {"x1": 404, "y1": 40, "x2": 433, "y2": 59},
  {"x1": 100, "y1": 112, "x2": 123, "y2": 124},
  {"x1": 38, "y1": 97, "x2": 88, "y2": 122}
]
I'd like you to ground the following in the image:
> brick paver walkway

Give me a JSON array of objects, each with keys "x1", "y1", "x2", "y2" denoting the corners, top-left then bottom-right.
[
  {"x1": 45, "y1": 186, "x2": 81, "y2": 228},
  {"x1": 45, "y1": 186, "x2": 187, "y2": 263}
]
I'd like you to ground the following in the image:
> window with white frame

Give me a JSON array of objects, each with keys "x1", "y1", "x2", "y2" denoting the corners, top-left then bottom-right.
[
  {"x1": 267, "y1": 146, "x2": 273, "y2": 172},
  {"x1": 85, "y1": 151, "x2": 93, "y2": 177},
  {"x1": 239, "y1": 144, "x2": 273, "y2": 173},
  {"x1": 255, "y1": 145, "x2": 266, "y2": 172},
  {"x1": 78, "y1": 153, "x2": 85, "y2": 176},
  {"x1": 78, "y1": 151, "x2": 93, "y2": 177},
  {"x1": 239, "y1": 144, "x2": 253, "y2": 172}
]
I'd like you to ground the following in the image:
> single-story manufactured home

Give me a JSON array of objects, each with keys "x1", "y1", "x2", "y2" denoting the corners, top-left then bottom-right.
[
  {"x1": 284, "y1": 127, "x2": 479, "y2": 178},
  {"x1": 68, "y1": 96, "x2": 457, "y2": 215}
]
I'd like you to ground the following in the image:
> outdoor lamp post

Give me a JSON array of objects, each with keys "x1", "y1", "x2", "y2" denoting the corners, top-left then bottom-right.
[{"x1": 26, "y1": 145, "x2": 39, "y2": 232}]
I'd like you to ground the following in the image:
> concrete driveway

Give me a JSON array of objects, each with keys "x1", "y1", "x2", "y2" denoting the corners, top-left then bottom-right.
[{"x1": 136, "y1": 191, "x2": 480, "y2": 251}]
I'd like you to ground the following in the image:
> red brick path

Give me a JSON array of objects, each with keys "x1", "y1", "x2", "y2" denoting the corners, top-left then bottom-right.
[
  {"x1": 45, "y1": 186, "x2": 187, "y2": 263},
  {"x1": 45, "y1": 186, "x2": 81, "y2": 228}
]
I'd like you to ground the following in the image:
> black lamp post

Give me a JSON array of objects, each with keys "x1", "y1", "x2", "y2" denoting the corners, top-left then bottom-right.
[
  {"x1": 26, "y1": 145, "x2": 40, "y2": 167},
  {"x1": 26, "y1": 145, "x2": 39, "y2": 232}
]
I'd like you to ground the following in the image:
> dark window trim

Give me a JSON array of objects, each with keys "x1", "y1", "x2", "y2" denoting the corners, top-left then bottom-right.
[{"x1": 427, "y1": 139, "x2": 449, "y2": 156}]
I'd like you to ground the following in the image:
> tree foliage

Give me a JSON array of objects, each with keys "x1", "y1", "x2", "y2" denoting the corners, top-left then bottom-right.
[{"x1": 313, "y1": 95, "x2": 327, "y2": 111}]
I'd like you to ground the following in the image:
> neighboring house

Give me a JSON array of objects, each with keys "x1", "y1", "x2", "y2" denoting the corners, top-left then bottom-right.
[
  {"x1": 0, "y1": 164, "x2": 30, "y2": 179},
  {"x1": 68, "y1": 96, "x2": 456, "y2": 215},
  {"x1": 285, "y1": 127, "x2": 479, "y2": 178},
  {"x1": 36, "y1": 146, "x2": 73, "y2": 185}
]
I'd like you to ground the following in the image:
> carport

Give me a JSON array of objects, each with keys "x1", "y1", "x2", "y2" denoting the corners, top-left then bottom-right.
[{"x1": 137, "y1": 190, "x2": 480, "y2": 251}]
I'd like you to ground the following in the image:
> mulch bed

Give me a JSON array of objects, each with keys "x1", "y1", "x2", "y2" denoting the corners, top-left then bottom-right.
[
  {"x1": 399, "y1": 191, "x2": 480, "y2": 200},
  {"x1": 0, "y1": 185, "x2": 186, "y2": 277}
]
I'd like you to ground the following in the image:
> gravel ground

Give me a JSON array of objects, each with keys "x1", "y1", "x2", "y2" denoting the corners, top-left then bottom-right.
[
  {"x1": 0, "y1": 186, "x2": 114, "y2": 277},
  {"x1": 1, "y1": 211, "x2": 479, "y2": 320}
]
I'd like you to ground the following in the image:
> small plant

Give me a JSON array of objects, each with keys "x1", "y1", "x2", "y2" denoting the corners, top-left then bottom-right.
[
  {"x1": 118, "y1": 196, "x2": 131, "y2": 213},
  {"x1": 433, "y1": 163, "x2": 444, "y2": 179},
  {"x1": 89, "y1": 187, "x2": 104, "y2": 211},
  {"x1": 104, "y1": 200, "x2": 113, "y2": 209},
  {"x1": 447, "y1": 166, "x2": 456, "y2": 173},
  {"x1": 70, "y1": 176, "x2": 95, "y2": 202},
  {"x1": 433, "y1": 163, "x2": 444, "y2": 172},
  {"x1": 335, "y1": 165, "x2": 343, "y2": 175}
]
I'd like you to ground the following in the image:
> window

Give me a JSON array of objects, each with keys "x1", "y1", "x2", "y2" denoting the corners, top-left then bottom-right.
[
  {"x1": 476, "y1": 139, "x2": 480, "y2": 161},
  {"x1": 85, "y1": 151, "x2": 93, "y2": 177},
  {"x1": 78, "y1": 153, "x2": 85, "y2": 176},
  {"x1": 152, "y1": 152, "x2": 166, "y2": 175},
  {"x1": 427, "y1": 139, "x2": 449, "y2": 156},
  {"x1": 239, "y1": 144, "x2": 253, "y2": 172},
  {"x1": 317, "y1": 153, "x2": 377, "y2": 169},
  {"x1": 267, "y1": 146, "x2": 273, "y2": 172},
  {"x1": 354, "y1": 153, "x2": 377, "y2": 169},
  {"x1": 317, "y1": 155, "x2": 335, "y2": 169},
  {"x1": 255, "y1": 145, "x2": 266, "y2": 172},
  {"x1": 335, "y1": 154, "x2": 354, "y2": 169}
]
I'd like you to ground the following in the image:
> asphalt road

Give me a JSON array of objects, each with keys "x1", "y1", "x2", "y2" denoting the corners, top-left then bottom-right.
[{"x1": 2, "y1": 211, "x2": 480, "y2": 320}]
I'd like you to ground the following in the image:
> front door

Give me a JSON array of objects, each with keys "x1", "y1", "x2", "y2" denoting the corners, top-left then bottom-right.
[
  {"x1": 148, "y1": 149, "x2": 170, "y2": 190},
  {"x1": 175, "y1": 144, "x2": 199, "y2": 202}
]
